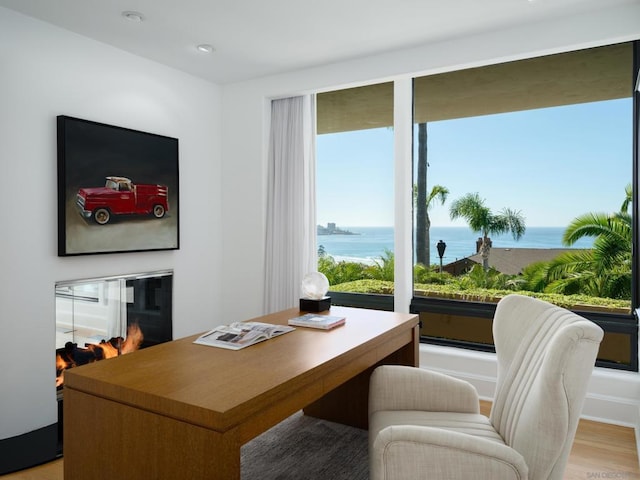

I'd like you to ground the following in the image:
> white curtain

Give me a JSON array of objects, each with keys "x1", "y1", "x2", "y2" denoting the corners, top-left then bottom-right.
[{"x1": 263, "y1": 95, "x2": 317, "y2": 313}]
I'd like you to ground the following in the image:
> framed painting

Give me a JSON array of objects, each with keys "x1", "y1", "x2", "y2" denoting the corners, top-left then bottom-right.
[{"x1": 57, "y1": 116, "x2": 179, "y2": 256}]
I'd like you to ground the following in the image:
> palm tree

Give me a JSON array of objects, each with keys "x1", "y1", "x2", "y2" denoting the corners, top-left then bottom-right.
[
  {"x1": 415, "y1": 123, "x2": 429, "y2": 266},
  {"x1": 545, "y1": 210, "x2": 631, "y2": 299},
  {"x1": 449, "y1": 193, "x2": 526, "y2": 271},
  {"x1": 414, "y1": 184, "x2": 449, "y2": 265},
  {"x1": 414, "y1": 122, "x2": 450, "y2": 267},
  {"x1": 620, "y1": 183, "x2": 632, "y2": 213}
]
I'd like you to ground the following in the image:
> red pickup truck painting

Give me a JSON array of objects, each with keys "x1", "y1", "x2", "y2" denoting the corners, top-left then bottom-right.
[{"x1": 76, "y1": 176, "x2": 169, "y2": 225}]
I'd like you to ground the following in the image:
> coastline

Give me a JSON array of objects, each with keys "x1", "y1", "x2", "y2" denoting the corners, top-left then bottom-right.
[{"x1": 317, "y1": 226, "x2": 594, "y2": 265}]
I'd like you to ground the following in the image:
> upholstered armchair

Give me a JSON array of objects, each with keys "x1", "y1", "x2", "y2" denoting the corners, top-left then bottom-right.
[{"x1": 369, "y1": 294, "x2": 603, "y2": 480}]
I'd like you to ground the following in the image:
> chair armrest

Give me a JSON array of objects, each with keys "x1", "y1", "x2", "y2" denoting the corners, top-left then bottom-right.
[
  {"x1": 371, "y1": 425, "x2": 528, "y2": 480},
  {"x1": 369, "y1": 365, "x2": 479, "y2": 416}
]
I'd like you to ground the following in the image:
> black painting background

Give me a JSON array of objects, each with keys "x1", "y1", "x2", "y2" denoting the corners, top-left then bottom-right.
[{"x1": 59, "y1": 116, "x2": 178, "y2": 193}]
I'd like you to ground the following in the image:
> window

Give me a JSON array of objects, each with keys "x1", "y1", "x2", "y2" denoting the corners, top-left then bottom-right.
[
  {"x1": 315, "y1": 42, "x2": 639, "y2": 370},
  {"x1": 316, "y1": 82, "x2": 395, "y2": 308},
  {"x1": 412, "y1": 42, "x2": 638, "y2": 370}
]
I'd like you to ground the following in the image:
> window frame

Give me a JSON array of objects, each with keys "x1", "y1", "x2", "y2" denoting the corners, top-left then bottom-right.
[{"x1": 324, "y1": 40, "x2": 640, "y2": 372}]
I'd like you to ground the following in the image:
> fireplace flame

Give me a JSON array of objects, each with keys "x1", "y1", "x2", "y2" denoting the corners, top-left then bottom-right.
[{"x1": 56, "y1": 324, "x2": 143, "y2": 387}]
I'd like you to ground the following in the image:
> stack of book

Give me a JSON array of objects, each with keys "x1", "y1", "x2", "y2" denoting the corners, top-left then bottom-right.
[{"x1": 287, "y1": 313, "x2": 346, "y2": 330}]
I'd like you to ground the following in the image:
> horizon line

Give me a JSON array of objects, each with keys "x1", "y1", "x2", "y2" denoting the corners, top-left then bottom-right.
[{"x1": 317, "y1": 225, "x2": 571, "y2": 229}]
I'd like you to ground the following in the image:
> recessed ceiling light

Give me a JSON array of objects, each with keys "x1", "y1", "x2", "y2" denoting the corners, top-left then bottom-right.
[
  {"x1": 196, "y1": 44, "x2": 215, "y2": 53},
  {"x1": 122, "y1": 11, "x2": 145, "y2": 22}
]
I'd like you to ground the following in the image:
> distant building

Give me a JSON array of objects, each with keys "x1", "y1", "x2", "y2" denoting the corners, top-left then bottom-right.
[
  {"x1": 443, "y1": 247, "x2": 588, "y2": 276},
  {"x1": 317, "y1": 223, "x2": 357, "y2": 235}
]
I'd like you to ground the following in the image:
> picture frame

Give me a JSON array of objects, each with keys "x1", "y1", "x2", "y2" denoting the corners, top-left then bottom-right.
[{"x1": 57, "y1": 115, "x2": 179, "y2": 256}]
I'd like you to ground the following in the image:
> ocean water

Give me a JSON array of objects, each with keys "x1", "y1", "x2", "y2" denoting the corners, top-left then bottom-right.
[{"x1": 317, "y1": 226, "x2": 595, "y2": 265}]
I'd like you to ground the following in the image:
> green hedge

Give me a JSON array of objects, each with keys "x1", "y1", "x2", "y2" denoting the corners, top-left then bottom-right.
[{"x1": 329, "y1": 280, "x2": 630, "y2": 313}]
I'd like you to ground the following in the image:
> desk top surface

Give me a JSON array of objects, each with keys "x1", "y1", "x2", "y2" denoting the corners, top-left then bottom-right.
[{"x1": 64, "y1": 306, "x2": 418, "y2": 431}]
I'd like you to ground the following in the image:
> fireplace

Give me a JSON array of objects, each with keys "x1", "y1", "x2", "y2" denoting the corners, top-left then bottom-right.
[
  {"x1": 0, "y1": 270, "x2": 174, "y2": 474},
  {"x1": 55, "y1": 270, "x2": 173, "y2": 454}
]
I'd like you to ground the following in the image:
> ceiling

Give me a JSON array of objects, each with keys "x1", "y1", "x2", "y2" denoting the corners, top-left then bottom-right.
[{"x1": 1, "y1": 0, "x2": 636, "y2": 84}]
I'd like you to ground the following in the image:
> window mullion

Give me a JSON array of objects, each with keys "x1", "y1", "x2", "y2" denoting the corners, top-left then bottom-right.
[{"x1": 393, "y1": 78, "x2": 413, "y2": 313}]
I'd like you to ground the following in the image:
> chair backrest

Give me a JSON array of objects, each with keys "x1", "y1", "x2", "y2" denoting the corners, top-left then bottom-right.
[{"x1": 489, "y1": 294, "x2": 603, "y2": 480}]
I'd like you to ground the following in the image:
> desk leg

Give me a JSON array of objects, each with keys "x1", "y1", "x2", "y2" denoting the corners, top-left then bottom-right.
[
  {"x1": 64, "y1": 388, "x2": 240, "y2": 480},
  {"x1": 303, "y1": 325, "x2": 419, "y2": 429}
]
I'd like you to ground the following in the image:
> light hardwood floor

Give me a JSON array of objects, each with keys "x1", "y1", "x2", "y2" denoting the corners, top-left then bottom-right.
[{"x1": 4, "y1": 402, "x2": 639, "y2": 479}]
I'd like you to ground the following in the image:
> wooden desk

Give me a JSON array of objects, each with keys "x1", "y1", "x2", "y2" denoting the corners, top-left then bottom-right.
[{"x1": 63, "y1": 306, "x2": 419, "y2": 479}]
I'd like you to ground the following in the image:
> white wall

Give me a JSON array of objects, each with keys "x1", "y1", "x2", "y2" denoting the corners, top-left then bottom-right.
[
  {"x1": 220, "y1": 2, "x2": 640, "y2": 426},
  {"x1": 0, "y1": 7, "x2": 223, "y2": 440}
]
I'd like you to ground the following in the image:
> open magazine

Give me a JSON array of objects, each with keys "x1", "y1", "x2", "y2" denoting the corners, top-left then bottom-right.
[{"x1": 193, "y1": 321, "x2": 295, "y2": 350}]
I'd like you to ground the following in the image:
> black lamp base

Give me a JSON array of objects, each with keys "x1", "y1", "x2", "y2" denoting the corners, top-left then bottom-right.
[{"x1": 299, "y1": 296, "x2": 331, "y2": 312}]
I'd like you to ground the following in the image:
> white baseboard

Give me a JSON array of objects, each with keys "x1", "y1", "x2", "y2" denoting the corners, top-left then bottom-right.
[
  {"x1": 419, "y1": 344, "x2": 640, "y2": 428},
  {"x1": 637, "y1": 405, "x2": 640, "y2": 466}
]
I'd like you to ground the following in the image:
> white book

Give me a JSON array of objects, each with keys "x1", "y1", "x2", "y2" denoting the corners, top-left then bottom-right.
[{"x1": 288, "y1": 314, "x2": 346, "y2": 330}]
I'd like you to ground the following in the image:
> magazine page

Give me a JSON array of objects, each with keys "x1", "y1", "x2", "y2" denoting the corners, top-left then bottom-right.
[
  {"x1": 194, "y1": 322, "x2": 294, "y2": 350},
  {"x1": 229, "y1": 321, "x2": 294, "y2": 338}
]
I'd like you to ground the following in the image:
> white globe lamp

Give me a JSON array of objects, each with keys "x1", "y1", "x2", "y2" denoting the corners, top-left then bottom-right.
[{"x1": 299, "y1": 272, "x2": 331, "y2": 312}]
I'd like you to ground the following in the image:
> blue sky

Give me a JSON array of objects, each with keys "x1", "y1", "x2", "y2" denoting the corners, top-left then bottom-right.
[{"x1": 316, "y1": 98, "x2": 632, "y2": 228}]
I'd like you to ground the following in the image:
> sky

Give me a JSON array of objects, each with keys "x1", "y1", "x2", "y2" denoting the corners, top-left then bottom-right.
[{"x1": 316, "y1": 98, "x2": 632, "y2": 228}]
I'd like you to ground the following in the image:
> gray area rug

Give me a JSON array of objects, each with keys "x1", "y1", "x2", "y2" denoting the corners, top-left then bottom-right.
[{"x1": 241, "y1": 411, "x2": 369, "y2": 480}]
